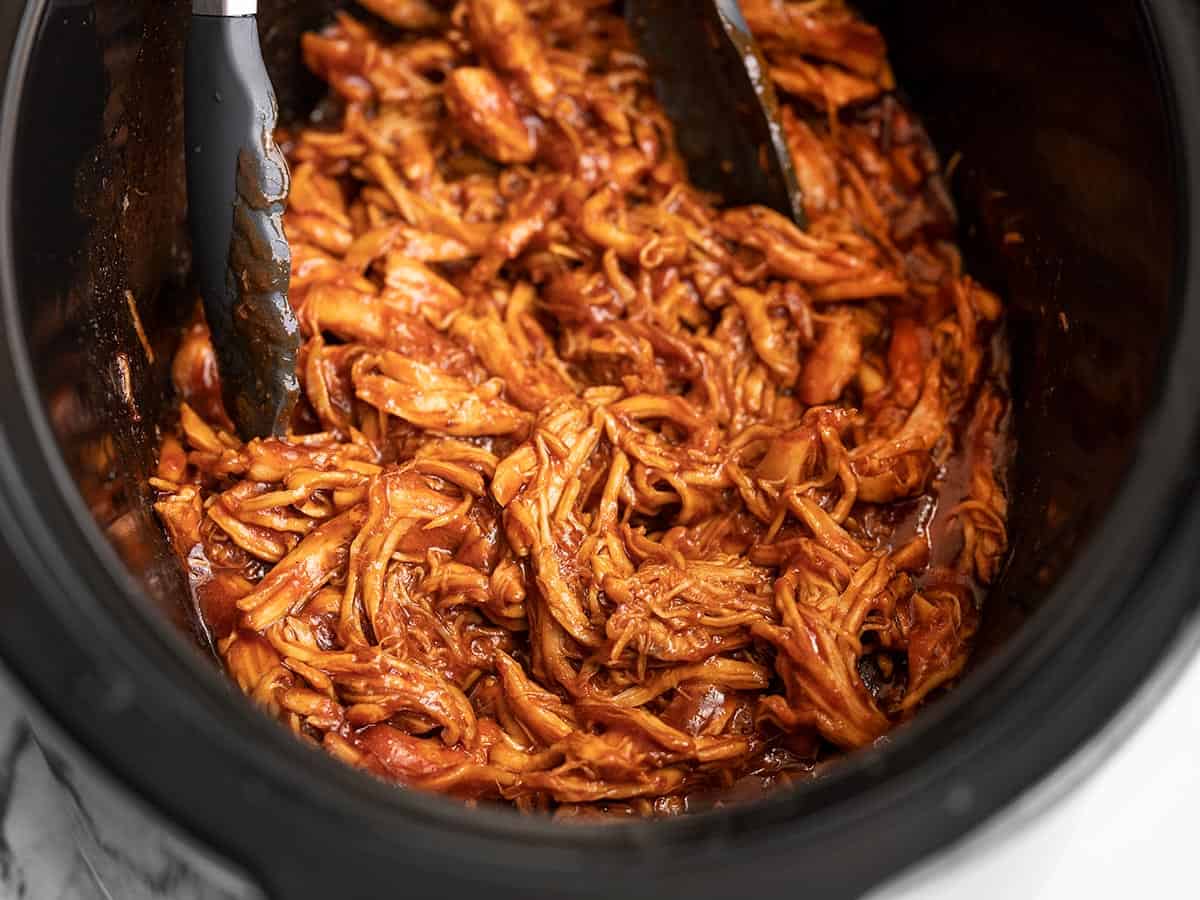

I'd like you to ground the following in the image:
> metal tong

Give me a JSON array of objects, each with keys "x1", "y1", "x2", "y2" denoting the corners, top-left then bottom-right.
[
  {"x1": 186, "y1": 0, "x2": 300, "y2": 439},
  {"x1": 626, "y1": 0, "x2": 806, "y2": 227}
]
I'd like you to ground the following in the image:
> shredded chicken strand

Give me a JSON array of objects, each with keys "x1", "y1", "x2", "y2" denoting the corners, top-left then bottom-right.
[{"x1": 154, "y1": 0, "x2": 1010, "y2": 816}]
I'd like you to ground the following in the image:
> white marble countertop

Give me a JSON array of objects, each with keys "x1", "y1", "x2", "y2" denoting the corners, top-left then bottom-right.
[
  {"x1": 878, "y1": 643, "x2": 1200, "y2": 899},
  {"x1": 0, "y1": 684, "x2": 103, "y2": 898},
  {"x1": 0, "y1": 678, "x2": 242, "y2": 900},
  {"x1": 0, "y1": 648, "x2": 1196, "y2": 899}
]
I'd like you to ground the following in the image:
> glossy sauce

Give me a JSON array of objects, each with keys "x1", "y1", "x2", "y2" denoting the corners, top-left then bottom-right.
[{"x1": 154, "y1": 0, "x2": 1012, "y2": 815}]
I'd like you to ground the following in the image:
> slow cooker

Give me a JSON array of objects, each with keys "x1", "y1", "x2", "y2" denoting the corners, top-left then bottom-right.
[{"x1": 0, "y1": 0, "x2": 1197, "y2": 897}]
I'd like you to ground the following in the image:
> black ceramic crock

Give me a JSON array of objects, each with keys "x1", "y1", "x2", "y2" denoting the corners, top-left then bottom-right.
[{"x1": 0, "y1": 1, "x2": 1196, "y2": 897}]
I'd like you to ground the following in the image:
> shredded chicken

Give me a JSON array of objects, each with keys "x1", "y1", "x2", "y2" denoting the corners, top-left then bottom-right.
[{"x1": 153, "y1": 0, "x2": 1010, "y2": 816}]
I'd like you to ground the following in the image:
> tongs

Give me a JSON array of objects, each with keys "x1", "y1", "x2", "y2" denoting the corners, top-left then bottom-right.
[
  {"x1": 186, "y1": 0, "x2": 300, "y2": 439},
  {"x1": 626, "y1": 0, "x2": 806, "y2": 227},
  {"x1": 184, "y1": 0, "x2": 802, "y2": 439}
]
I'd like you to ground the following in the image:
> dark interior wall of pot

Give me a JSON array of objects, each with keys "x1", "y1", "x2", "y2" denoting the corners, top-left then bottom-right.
[
  {"x1": 10, "y1": 0, "x2": 1174, "y2": 666},
  {"x1": 12, "y1": 0, "x2": 194, "y2": 635},
  {"x1": 861, "y1": 0, "x2": 1175, "y2": 655}
]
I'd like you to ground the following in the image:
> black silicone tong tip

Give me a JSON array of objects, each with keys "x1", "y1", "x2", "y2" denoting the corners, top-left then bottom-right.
[
  {"x1": 186, "y1": 2, "x2": 300, "y2": 439},
  {"x1": 626, "y1": 0, "x2": 807, "y2": 228}
]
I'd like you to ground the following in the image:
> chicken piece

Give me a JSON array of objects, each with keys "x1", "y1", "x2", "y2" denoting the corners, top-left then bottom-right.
[
  {"x1": 721, "y1": 206, "x2": 905, "y2": 297},
  {"x1": 782, "y1": 109, "x2": 841, "y2": 216},
  {"x1": 298, "y1": 282, "x2": 477, "y2": 370},
  {"x1": 224, "y1": 633, "x2": 290, "y2": 711},
  {"x1": 190, "y1": 434, "x2": 378, "y2": 490},
  {"x1": 799, "y1": 312, "x2": 861, "y2": 405},
  {"x1": 207, "y1": 501, "x2": 296, "y2": 563},
  {"x1": 954, "y1": 387, "x2": 1009, "y2": 584},
  {"x1": 785, "y1": 493, "x2": 869, "y2": 565},
  {"x1": 286, "y1": 212, "x2": 355, "y2": 256},
  {"x1": 344, "y1": 223, "x2": 471, "y2": 273},
  {"x1": 444, "y1": 67, "x2": 537, "y2": 164},
  {"x1": 849, "y1": 361, "x2": 947, "y2": 503},
  {"x1": 753, "y1": 557, "x2": 895, "y2": 749},
  {"x1": 495, "y1": 650, "x2": 576, "y2": 744},
  {"x1": 577, "y1": 703, "x2": 686, "y2": 756},
  {"x1": 337, "y1": 463, "x2": 466, "y2": 644},
  {"x1": 771, "y1": 58, "x2": 886, "y2": 110},
  {"x1": 170, "y1": 322, "x2": 233, "y2": 430},
  {"x1": 579, "y1": 186, "x2": 644, "y2": 260},
  {"x1": 741, "y1": 0, "x2": 892, "y2": 80},
  {"x1": 223, "y1": 477, "x2": 340, "y2": 533},
  {"x1": 392, "y1": 227, "x2": 474, "y2": 263},
  {"x1": 334, "y1": 653, "x2": 479, "y2": 746},
  {"x1": 886, "y1": 317, "x2": 928, "y2": 410},
  {"x1": 755, "y1": 406, "x2": 855, "y2": 488},
  {"x1": 267, "y1": 613, "x2": 482, "y2": 747},
  {"x1": 610, "y1": 657, "x2": 771, "y2": 707},
  {"x1": 295, "y1": 282, "x2": 392, "y2": 346},
  {"x1": 346, "y1": 104, "x2": 438, "y2": 185},
  {"x1": 288, "y1": 162, "x2": 350, "y2": 227},
  {"x1": 898, "y1": 585, "x2": 978, "y2": 711},
  {"x1": 288, "y1": 243, "x2": 347, "y2": 296},
  {"x1": 602, "y1": 559, "x2": 773, "y2": 664},
  {"x1": 449, "y1": 309, "x2": 573, "y2": 411},
  {"x1": 353, "y1": 350, "x2": 531, "y2": 436},
  {"x1": 357, "y1": 725, "x2": 514, "y2": 800},
  {"x1": 852, "y1": 448, "x2": 932, "y2": 506},
  {"x1": 495, "y1": 400, "x2": 605, "y2": 648},
  {"x1": 236, "y1": 505, "x2": 367, "y2": 631},
  {"x1": 465, "y1": 0, "x2": 556, "y2": 107},
  {"x1": 302, "y1": 337, "x2": 359, "y2": 433},
  {"x1": 155, "y1": 434, "x2": 188, "y2": 483},
  {"x1": 470, "y1": 176, "x2": 565, "y2": 284},
  {"x1": 154, "y1": 486, "x2": 204, "y2": 560},
  {"x1": 381, "y1": 254, "x2": 464, "y2": 321},
  {"x1": 301, "y1": 29, "x2": 374, "y2": 104},
  {"x1": 360, "y1": 154, "x2": 493, "y2": 252},
  {"x1": 516, "y1": 764, "x2": 686, "y2": 804},
  {"x1": 355, "y1": 0, "x2": 444, "y2": 29},
  {"x1": 732, "y1": 286, "x2": 801, "y2": 383}
]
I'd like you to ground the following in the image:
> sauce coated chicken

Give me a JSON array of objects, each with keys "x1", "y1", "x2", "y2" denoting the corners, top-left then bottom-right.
[{"x1": 154, "y1": 0, "x2": 1010, "y2": 815}]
